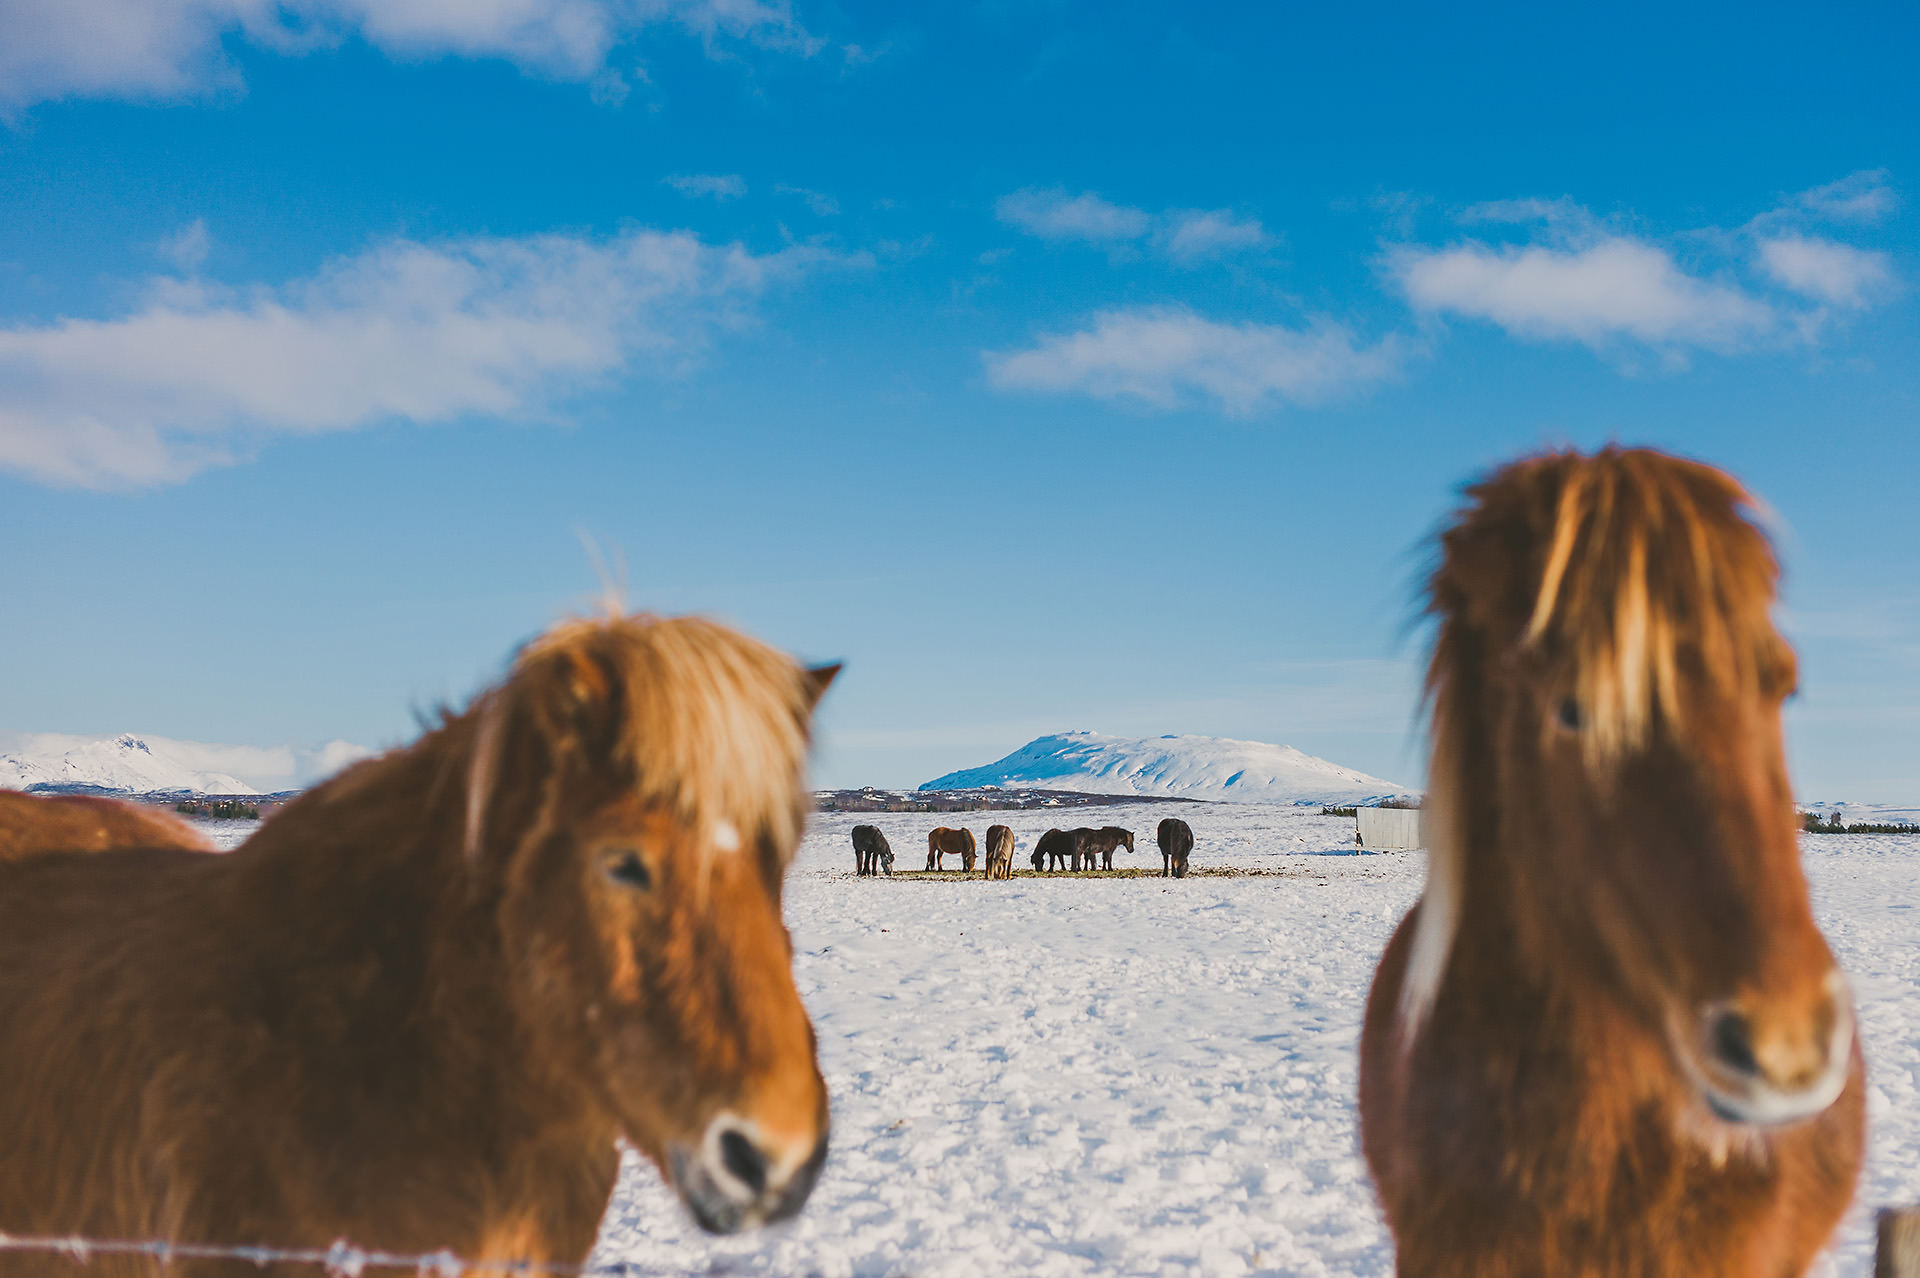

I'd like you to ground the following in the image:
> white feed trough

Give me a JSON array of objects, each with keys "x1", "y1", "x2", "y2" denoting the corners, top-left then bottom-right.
[{"x1": 1356, "y1": 806, "x2": 1422, "y2": 851}]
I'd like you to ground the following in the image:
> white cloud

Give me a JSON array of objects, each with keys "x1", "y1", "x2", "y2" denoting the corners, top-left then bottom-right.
[
  {"x1": 984, "y1": 306, "x2": 1401, "y2": 414},
  {"x1": 1157, "y1": 210, "x2": 1270, "y2": 264},
  {"x1": 1757, "y1": 235, "x2": 1893, "y2": 308},
  {"x1": 0, "y1": 227, "x2": 854, "y2": 488},
  {"x1": 1790, "y1": 169, "x2": 1896, "y2": 223},
  {"x1": 157, "y1": 218, "x2": 211, "y2": 272},
  {"x1": 776, "y1": 183, "x2": 839, "y2": 216},
  {"x1": 998, "y1": 189, "x2": 1271, "y2": 265},
  {"x1": 0, "y1": 0, "x2": 817, "y2": 111},
  {"x1": 1393, "y1": 238, "x2": 1775, "y2": 350},
  {"x1": 996, "y1": 188, "x2": 1152, "y2": 245},
  {"x1": 664, "y1": 172, "x2": 747, "y2": 200}
]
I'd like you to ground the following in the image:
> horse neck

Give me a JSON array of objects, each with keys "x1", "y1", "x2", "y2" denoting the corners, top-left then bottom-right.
[{"x1": 225, "y1": 723, "x2": 522, "y2": 1070}]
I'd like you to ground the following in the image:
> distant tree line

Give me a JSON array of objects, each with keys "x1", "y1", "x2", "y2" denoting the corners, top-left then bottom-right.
[
  {"x1": 1800, "y1": 811, "x2": 1920, "y2": 835},
  {"x1": 175, "y1": 799, "x2": 260, "y2": 820}
]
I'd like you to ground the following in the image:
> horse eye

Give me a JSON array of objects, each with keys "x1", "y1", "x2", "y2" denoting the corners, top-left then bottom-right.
[
  {"x1": 605, "y1": 849, "x2": 652, "y2": 890},
  {"x1": 1557, "y1": 698, "x2": 1583, "y2": 732}
]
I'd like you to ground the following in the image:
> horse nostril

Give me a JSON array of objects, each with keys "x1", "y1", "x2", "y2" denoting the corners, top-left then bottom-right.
[
  {"x1": 719, "y1": 1127, "x2": 769, "y2": 1196},
  {"x1": 1709, "y1": 1008, "x2": 1760, "y2": 1078}
]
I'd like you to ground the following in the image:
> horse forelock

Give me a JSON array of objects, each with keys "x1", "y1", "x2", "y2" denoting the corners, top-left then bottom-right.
[
  {"x1": 1444, "y1": 446, "x2": 1785, "y2": 766},
  {"x1": 465, "y1": 614, "x2": 817, "y2": 873}
]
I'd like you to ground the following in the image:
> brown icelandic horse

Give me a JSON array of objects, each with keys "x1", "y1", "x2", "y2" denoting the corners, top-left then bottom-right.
[
  {"x1": 1156, "y1": 817, "x2": 1193, "y2": 878},
  {"x1": 0, "y1": 614, "x2": 840, "y2": 1273},
  {"x1": 1032, "y1": 827, "x2": 1069, "y2": 871},
  {"x1": 1359, "y1": 448, "x2": 1863, "y2": 1277},
  {"x1": 983, "y1": 824, "x2": 1015, "y2": 879},
  {"x1": 1068, "y1": 825, "x2": 1134, "y2": 870},
  {"x1": 0, "y1": 789, "x2": 212, "y2": 860},
  {"x1": 927, "y1": 825, "x2": 977, "y2": 871}
]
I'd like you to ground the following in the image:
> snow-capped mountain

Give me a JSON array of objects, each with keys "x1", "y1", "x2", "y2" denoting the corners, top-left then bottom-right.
[
  {"x1": 920, "y1": 731, "x2": 1413, "y2": 806},
  {"x1": 0, "y1": 733, "x2": 258, "y2": 795},
  {"x1": 0, "y1": 731, "x2": 375, "y2": 796}
]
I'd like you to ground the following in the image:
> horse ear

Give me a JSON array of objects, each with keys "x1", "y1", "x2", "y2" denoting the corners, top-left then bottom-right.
[{"x1": 801, "y1": 663, "x2": 841, "y2": 714}]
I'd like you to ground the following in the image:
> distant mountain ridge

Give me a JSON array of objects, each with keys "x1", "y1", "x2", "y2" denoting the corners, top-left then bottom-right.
[
  {"x1": 921, "y1": 731, "x2": 1412, "y2": 806},
  {"x1": 0, "y1": 733, "x2": 258, "y2": 795},
  {"x1": 0, "y1": 731, "x2": 374, "y2": 796}
]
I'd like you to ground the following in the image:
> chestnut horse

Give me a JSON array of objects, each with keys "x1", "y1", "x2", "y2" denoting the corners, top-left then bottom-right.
[
  {"x1": 0, "y1": 789, "x2": 212, "y2": 860},
  {"x1": 0, "y1": 614, "x2": 839, "y2": 1272},
  {"x1": 926, "y1": 825, "x2": 977, "y2": 872},
  {"x1": 983, "y1": 824, "x2": 1015, "y2": 879},
  {"x1": 1360, "y1": 448, "x2": 1863, "y2": 1276}
]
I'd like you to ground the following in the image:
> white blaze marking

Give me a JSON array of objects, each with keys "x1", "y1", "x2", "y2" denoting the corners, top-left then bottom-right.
[{"x1": 713, "y1": 821, "x2": 742, "y2": 853}]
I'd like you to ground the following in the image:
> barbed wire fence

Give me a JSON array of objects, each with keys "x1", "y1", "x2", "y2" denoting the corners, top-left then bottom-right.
[{"x1": 0, "y1": 1233, "x2": 704, "y2": 1277}]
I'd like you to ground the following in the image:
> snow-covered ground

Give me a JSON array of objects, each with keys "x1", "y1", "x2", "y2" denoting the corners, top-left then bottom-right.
[
  {"x1": 185, "y1": 803, "x2": 1920, "y2": 1276},
  {"x1": 920, "y1": 732, "x2": 1412, "y2": 806}
]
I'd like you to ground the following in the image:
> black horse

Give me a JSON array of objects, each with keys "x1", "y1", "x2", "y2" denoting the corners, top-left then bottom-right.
[
  {"x1": 1069, "y1": 826, "x2": 1135, "y2": 870},
  {"x1": 1157, "y1": 817, "x2": 1193, "y2": 878},
  {"x1": 852, "y1": 824, "x2": 894, "y2": 876},
  {"x1": 1032, "y1": 828, "x2": 1072, "y2": 871}
]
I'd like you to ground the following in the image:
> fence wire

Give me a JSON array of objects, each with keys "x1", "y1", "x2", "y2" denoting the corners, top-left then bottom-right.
[{"x1": 0, "y1": 1233, "x2": 693, "y2": 1277}]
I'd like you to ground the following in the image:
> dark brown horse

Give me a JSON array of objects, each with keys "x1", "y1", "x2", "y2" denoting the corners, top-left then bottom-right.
[
  {"x1": 1069, "y1": 826, "x2": 1134, "y2": 870},
  {"x1": 0, "y1": 789, "x2": 212, "y2": 860},
  {"x1": 0, "y1": 613, "x2": 839, "y2": 1272},
  {"x1": 1032, "y1": 827, "x2": 1069, "y2": 871},
  {"x1": 852, "y1": 823, "x2": 893, "y2": 876},
  {"x1": 926, "y1": 825, "x2": 977, "y2": 872},
  {"x1": 1156, "y1": 817, "x2": 1193, "y2": 878},
  {"x1": 1359, "y1": 448, "x2": 1863, "y2": 1276},
  {"x1": 983, "y1": 824, "x2": 1015, "y2": 879}
]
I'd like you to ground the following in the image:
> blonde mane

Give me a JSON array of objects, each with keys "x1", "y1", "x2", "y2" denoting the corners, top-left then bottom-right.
[
  {"x1": 463, "y1": 613, "x2": 821, "y2": 867},
  {"x1": 1400, "y1": 446, "x2": 1790, "y2": 1040}
]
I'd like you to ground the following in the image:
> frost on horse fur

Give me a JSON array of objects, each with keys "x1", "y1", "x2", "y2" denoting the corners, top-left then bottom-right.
[
  {"x1": 1360, "y1": 447, "x2": 1864, "y2": 1276},
  {"x1": 0, "y1": 613, "x2": 839, "y2": 1272}
]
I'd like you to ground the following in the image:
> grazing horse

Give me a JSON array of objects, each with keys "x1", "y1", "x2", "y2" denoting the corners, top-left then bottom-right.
[
  {"x1": 0, "y1": 789, "x2": 213, "y2": 860},
  {"x1": 983, "y1": 824, "x2": 1015, "y2": 879},
  {"x1": 1157, "y1": 817, "x2": 1193, "y2": 878},
  {"x1": 926, "y1": 825, "x2": 977, "y2": 872},
  {"x1": 1033, "y1": 827, "x2": 1071, "y2": 871},
  {"x1": 851, "y1": 824, "x2": 894, "y2": 876},
  {"x1": 0, "y1": 614, "x2": 839, "y2": 1273},
  {"x1": 1359, "y1": 448, "x2": 1863, "y2": 1277},
  {"x1": 1068, "y1": 826, "x2": 1134, "y2": 870}
]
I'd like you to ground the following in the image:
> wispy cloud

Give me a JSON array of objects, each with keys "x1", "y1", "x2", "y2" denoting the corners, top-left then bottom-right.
[
  {"x1": 996, "y1": 187, "x2": 1271, "y2": 264},
  {"x1": 1156, "y1": 209, "x2": 1271, "y2": 265},
  {"x1": 0, "y1": 228, "x2": 858, "y2": 489},
  {"x1": 1390, "y1": 172, "x2": 1899, "y2": 356},
  {"x1": 1785, "y1": 169, "x2": 1897, "y2": 223},
  {"x1": 664, "y1": 172, "x2": 747, "y2": 200},
  {"x1": 985, "y1": 306, "x2": 1401, "y2": 414},
  {"x1": 0, "y1": 0, "x2": 819, "y2": 112},
  {"x1": 157, "y1": 218, "x2": 211, "y2": 272},
  {"x1": 996, "y1": 188, "x2": 1152, "y2": 244},
  {"x1": 776, "y1": 183, "x2": 839, "y2": 216}
]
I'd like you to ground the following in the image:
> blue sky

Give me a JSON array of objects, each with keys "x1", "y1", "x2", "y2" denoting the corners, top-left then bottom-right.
[{"x1": 0, "y1": 0, "x2": 1915, "y2": 797}]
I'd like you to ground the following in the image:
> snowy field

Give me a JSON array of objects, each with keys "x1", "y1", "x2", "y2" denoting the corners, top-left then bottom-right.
[{"x1": 189, "y1": 803, "x2": 1920, "y2": 1276}]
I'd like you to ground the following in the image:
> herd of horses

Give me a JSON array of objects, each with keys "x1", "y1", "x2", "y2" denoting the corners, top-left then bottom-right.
[
  {"x1": 0, "y1": 447, "x2": 1890, "y2": 1276},
  {"x1": 849, "y1": 817, "x2": 1196, "y2": 878}
]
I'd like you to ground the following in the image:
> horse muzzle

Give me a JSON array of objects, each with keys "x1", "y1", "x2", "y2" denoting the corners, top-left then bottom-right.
[
  {"x1": 669, "y1": 1113, "x2": 829, "y2": 1234},
  {"x1": 1681, "y1": 968, "x2": 1856, "y2": 1127}
]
